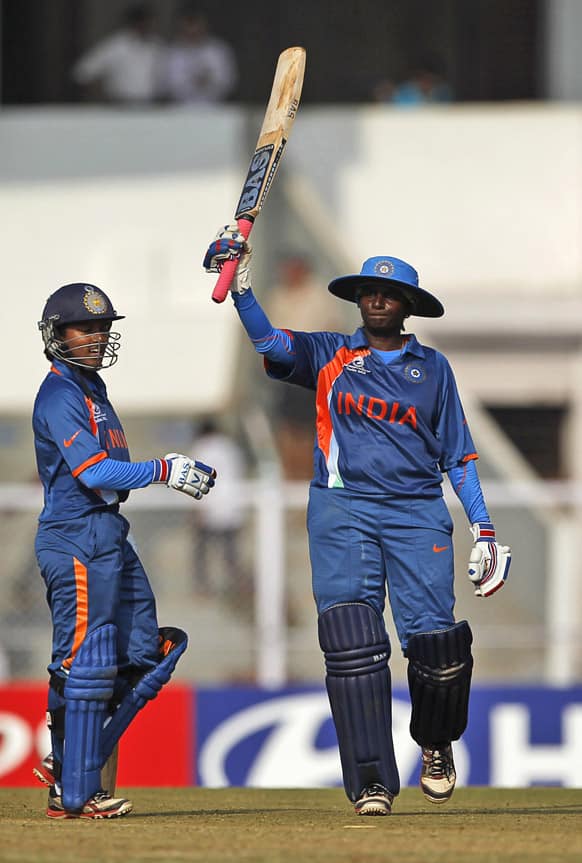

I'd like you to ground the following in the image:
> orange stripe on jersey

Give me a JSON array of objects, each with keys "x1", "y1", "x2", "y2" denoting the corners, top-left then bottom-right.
[
  {"x1": 315, "y1": 346, "x2": 371, "y2": 459},
  {"x1": 85, "y1": 396, "x2": 97, "y2": 436},
  {"x1": 50, "y1": 364, "x2": 63, "y2": 376},
  {"x1": 84, "y1": 397, "x2": 98, "y2": 436},
  {"x1": 62, "y1": 557, "x2": 89, "y2": 669},
  {"x1": 462, "y1": 453, "x2": 479, "y2": 462},
  {"x1": 108, "y1": 428, "x2": 128, "y2": 449},
  {"x1": 72, "y1": 450, "x2": 108, "y2": 477}
]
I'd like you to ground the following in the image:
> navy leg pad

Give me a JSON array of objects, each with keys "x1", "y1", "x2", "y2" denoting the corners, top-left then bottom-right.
[
  {"x1": 406, "y1": 620, "x2": 473, "y2": 746},
  {"x1": 101, "y1": 627, "x2": 188, "y2": 761},
  {"x1": 62, "y1": 624, "x2": 117, "y2": 811},
  {"x1": 318, "y1": 603, "x2": 399, "y2": 801}
]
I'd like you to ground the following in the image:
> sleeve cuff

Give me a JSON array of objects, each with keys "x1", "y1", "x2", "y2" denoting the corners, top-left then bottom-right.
[{"x1": 151, "y1": 459, "x2": 170, "y2": 483}]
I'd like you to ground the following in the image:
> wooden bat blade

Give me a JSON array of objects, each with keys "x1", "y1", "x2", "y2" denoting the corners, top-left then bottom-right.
[
  {"x1": 234, "y1": 46, "x2": 305, "y2": 221},
  {"x1": 255, "y1": 46, "x2": 306, "y2": 144},
  {"x1": 100, "y1": 743, "x2": 119, "y2": 795},
  {"x1": 212, "y1": 47, "x2": 306, "y2": 304}
]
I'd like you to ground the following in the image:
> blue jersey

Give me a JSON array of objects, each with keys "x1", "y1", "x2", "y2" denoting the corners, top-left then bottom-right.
[
  {"x1": 33, "y1": 360, "x2": 131, "y2": 521},
  {"x1": 266, "y1": 329, "x2": 477, "y2": 497}
]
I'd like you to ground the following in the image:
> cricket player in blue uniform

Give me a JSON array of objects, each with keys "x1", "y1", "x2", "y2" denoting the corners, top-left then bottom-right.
[
  {"x1": 204, "y1": 227, "x2": 511, "y2": 816},
  {"x1": 33, "y1": 282, "x2": 216, "y2": 819}
]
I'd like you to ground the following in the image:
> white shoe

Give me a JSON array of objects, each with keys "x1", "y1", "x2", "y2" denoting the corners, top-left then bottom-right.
[
  {"x1": 420, "y1": 744, "x2": 456, "y2": 804},
  {"x1": 33, "y1": 752, "x2": 55, "y2": 787},
  {"x1": 354, "y1": 783, "x2": 394, "y2": 816},
  {"x1": 47, "y1": 787, "x2": 133, "y2": 820}
]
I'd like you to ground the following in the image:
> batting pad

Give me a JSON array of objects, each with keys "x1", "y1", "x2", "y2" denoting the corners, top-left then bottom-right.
[
  {"x1": 318, "y1": 602, "x2": 400, "y2": 801},
  {"x1": 406, "y1": 620, "x2": 473, "y2": 746},
  {"x1": 101, "y1": 626, "x2": 188, "y2": 762},
  {"x1": 62, "y1": 624, "x2": 117, "y2": 811}
]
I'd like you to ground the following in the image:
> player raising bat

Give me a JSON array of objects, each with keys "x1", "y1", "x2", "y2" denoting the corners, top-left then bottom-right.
[
  {"x1": 204, "y1": 234, "x2": 511, "y2": 816},
  {"x1": 32, "y1": 282, "x2": 216, "y2": 819}
]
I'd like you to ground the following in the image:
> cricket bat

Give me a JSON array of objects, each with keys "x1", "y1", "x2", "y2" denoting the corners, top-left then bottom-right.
[
  {"x1": 100, "y1": 743, "x2": 119, "y2": 796},
  {"x1": 212, "y1": 46, "x2": 306, "y2": 303}
]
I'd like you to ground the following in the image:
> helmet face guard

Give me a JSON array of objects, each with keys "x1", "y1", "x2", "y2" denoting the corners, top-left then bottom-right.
[
  {"x1": 39, "y1": 318, "x2": 121, "y2": 370},
  {"x1": 38, "y1": 283, "x2": 124, "y2": 371}
]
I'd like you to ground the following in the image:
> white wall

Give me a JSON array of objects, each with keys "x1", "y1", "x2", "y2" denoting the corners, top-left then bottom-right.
[
  {"x1": 2, "y1": 103, "x2": 582, "y2": 412},
  {"x1": 293, "y1": 104, "x2": 582, "y2": 299}
]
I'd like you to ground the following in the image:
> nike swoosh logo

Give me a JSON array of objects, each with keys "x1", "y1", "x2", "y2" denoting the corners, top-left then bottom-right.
[
  {"x1": 433, "y1": 544, "x2": 449, "y2": 553},
  {"x1": 63, "y1": 430, "x2": 81, "y2": 448}
]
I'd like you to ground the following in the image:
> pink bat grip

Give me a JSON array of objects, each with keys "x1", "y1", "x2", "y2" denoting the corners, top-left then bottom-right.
[{"x1": 211, "y1": 218, "x2": 254, "y2": 303}]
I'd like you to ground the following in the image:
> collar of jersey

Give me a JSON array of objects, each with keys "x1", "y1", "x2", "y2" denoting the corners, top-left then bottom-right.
[
  {"x1": 349, "y1": 329, "x2": 426, "y2": 359},
  {"x1": 51, "y1": 359, "x2": 106, "y2": 396}
]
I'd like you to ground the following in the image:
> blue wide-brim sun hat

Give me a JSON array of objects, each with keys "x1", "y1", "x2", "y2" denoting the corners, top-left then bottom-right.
[{"x1": 328, "y1": 255, "x2": 444, "y2": 318}]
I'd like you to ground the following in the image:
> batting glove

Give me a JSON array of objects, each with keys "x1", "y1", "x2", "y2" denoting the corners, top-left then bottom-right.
[
  {"x1": 468, "y1": 522, "x2": 511, "y2": 598},
  {"x1": 203, "y1": 224, "x2": 253, "y2": 294},
  {"x1": 153, "y1": 454, "x2": 216, "y2": 500}
]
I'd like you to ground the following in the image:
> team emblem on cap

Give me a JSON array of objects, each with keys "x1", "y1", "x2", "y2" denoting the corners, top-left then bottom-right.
[
  {"x1": 374, "y1": 260, "x2": 395, "y2": 277},
  {"x1": 83, "y1": 287, "x2": 108, "y2": 315},
  {"x1": 404, "y1": 363, "x2": 426, "y2": 384}
]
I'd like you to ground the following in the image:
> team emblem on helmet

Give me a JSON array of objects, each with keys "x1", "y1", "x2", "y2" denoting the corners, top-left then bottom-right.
[
  {"x1": 404, "y1": 363, "x2": 426, "y2": 384},
  {"x1": 83, "y1": 287, "x2": 109, "y2": 315},
  {"x1": 374, "y1": 260, "x2": 395, "y2": 277}
]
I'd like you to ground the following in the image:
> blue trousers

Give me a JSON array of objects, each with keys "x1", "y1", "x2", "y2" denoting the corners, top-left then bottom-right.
[
  {"x1": 307, "y1": 487, "x2": 456, "y2": 652},
  {"x1": 35, "y1": 509, "x2": 159, "y2": 676}
]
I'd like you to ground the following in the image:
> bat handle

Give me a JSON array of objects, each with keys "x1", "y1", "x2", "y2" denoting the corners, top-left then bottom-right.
[{"x1": 211, "y1": 217, "x2": 254, "y2": 304}]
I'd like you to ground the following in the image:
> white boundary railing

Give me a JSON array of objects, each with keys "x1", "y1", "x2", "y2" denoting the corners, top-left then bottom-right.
[{"x1": 1, "y1": 480, "x2": 581, "y2": 688}]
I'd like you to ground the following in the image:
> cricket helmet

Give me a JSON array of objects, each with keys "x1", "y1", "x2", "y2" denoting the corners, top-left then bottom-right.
[
  {"x1": 38, "y1": 282, "x2": 125, "y2": 369},
  {"x1": 328, "y1": 256, "x2": 444, "y2": 318}
]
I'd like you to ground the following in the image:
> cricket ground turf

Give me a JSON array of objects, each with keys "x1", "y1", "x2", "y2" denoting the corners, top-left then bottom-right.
[{"x1": 0, "y1": 787, "x2": 580, "y2": 863}]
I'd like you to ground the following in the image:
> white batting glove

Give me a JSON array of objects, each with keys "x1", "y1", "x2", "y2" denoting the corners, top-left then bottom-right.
[
  {"x1": 203, "y1": 224, "x2": 253, "y2": 294},
  {"x1": 235, "y1": 239, "x2": 253, "y2": 294},
  {"x1": 468, "y1": 522, "x2": 511, "y2": 598},
  {"x1": 164, "y1": 453, "x2": 217, "y2": 500}
]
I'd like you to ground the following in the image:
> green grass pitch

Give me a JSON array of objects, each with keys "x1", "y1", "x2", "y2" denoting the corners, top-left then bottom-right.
[{"x1": 1, "y1": 787, "x2": 581, "y2": 863}]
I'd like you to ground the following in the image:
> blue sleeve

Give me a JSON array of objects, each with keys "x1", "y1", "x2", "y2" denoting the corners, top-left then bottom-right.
[
  {"x1": 434, "y1": 354, "x2": 478, "y2": 471},
  {"x1": 447, "y1": 459, "x2": 490, "y2": 524},
  {"x1": 79, "y1": 457, "x2": 157, "y2": 490},
  {"x1": 232, "y1": 289, "x2": 295, "y2": 366},
  {"x1": 40, "y1": 379, "x2": 107, "y2": 476},
  {"x1": 233, "y1": 290, "x2": 329, "y2": 390}
]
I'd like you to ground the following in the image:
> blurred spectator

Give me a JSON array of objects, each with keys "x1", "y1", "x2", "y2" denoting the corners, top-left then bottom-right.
[
  {"x1": 265, "y1": 254, "x2": 343, "y2": 479},
  {"x1": 189, "y1": 418, "x2": 249, "y2": 598},
  {"x1": 72, "y1": 2, "x2": 165, "y2": 105},
  {"x1": 370, "y1": 77, "x2": 396, "y2": 103},
  {"x1": 162, "y1": 4, "x2": 238, "y2": 104},
  {"x1": 390, "y1": 57, "x2": 452, "y2": 106},
  {"x1": 267, "y1": 254, "x2": 343, "y2": 333}
]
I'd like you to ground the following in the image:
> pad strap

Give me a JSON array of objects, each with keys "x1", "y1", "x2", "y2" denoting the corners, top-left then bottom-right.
[
  {"x1": 318, "y1": 603, "x2": 399, "y2": 801},
  {"x1": 406, "y1": 620, "x2": 473, "y2": 746}
]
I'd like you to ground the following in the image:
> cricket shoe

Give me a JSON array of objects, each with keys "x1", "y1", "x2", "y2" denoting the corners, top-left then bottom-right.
[
  {"x1": 420, "y1": 744, "x2": 456, "y2": 804},
  {"x1": 354, "y1": 783, "x2": 394, "y2": 816},
  {"x1": 33, "y1": 752, "x2": 55, "y2": 787},
  {"x1": 46, "y1": 786, "x2": 133, "y2": 820}
]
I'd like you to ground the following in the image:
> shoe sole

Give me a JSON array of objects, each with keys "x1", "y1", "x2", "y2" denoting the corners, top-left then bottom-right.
[
  {"x1": 356, "y1": 805, "x2": 391, "y2": 816},
  {"x1": 355, "y1": 798, "x2": 393, "y2": 816},
  {"x1": 46, "y1": 809, "x2": 73, "y2": 820},
  {"x1": 46, "y1": 802, "x2": 133, "y2": 820},
  {"x1": 420, "y1": 783, "x2": 455, "y2": 804},
  {"x1": 80, "y1": 802, "x2": 133, "y2": 819}
]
